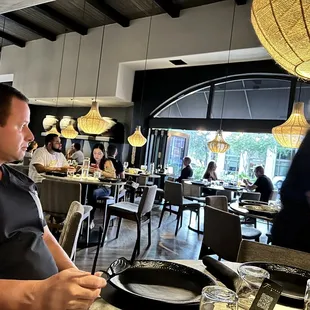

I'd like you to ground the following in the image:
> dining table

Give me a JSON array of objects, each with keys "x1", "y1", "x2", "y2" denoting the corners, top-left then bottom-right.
[{"x1": 89, "y1": 259, "x2": 298, "y2": 310}]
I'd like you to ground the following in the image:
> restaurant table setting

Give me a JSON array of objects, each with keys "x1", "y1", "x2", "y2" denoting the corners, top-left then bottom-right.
[{"x1": 89, "y1": 256, "x2": 308, "y2": 310}]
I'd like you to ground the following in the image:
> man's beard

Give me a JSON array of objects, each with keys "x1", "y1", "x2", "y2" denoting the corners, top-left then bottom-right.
[{"x1": 52, "y1": 147, "x2": 62, "y2": 153}]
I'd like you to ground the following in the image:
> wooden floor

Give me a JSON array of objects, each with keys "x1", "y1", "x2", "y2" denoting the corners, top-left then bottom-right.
[{"x1": 75, "y1": 203, "x2": 269, "y2": 272}]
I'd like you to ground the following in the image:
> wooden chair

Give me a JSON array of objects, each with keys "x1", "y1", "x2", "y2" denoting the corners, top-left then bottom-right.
[
  {"x1": 240, "y1": 192, "x2": 261, "y2": 201},
  {"x1": 158, "y1": 181, "x2": 202, "y2": 236},
  {"x1": 206, "y1": 195, "x2": 262, "y2": 242},
  {"x1": 237, "y1": 240, "x2": 310, "y2": 271},
  {"x1": 216, "y1": 189, "x2": 234, "y2": 204},
  {"x1": 59, "y1": 201, "x2": 84, "y2": 261},
  {"x1": 101, "y1": 185, "x2": 157, "y2": 261},
  {"x1": 199, "y1": 205, "x2": 242, "y2": 261}
]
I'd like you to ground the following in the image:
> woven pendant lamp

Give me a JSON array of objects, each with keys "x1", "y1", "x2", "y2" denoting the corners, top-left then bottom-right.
[
  {"x1": 251, "y1": 0, "x2": 310, "y2": 80},
  {"x1": 128, "y1": 126, "x2": 147, "y2": 147},
  {"x1": 208, "y1": 130, "x2": 230, "y2": 153},
  {"x1": 61, "y1": 121, "x2": 78, "y2": 139},
  {"x1": 78, "y1": 101, "x2": 109, "y2": 135},
  {"x1": 272, "y1": 102, "x2": 309, "y2": 148},
  {"x1": 47, "y1": 125, "x2": 60, "y2": 136}
]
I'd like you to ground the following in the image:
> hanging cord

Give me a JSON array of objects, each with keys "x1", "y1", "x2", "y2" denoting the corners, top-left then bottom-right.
[
  {"x1": 219, "y1": 2, "x2": 236, "y2": 131},
  {"x1": 71, "y1": 0, "x2": 86, "y2": 108},
  {"x1": 0, "y1": 17, "x2": 6, "y2": 64},
  {"x1": 94, "y1": 16, "x2": 106, "y2": 102},
  {"x1": 298, "y1": 81, "x2": 302, "y2": 101},
  {"x1": 56, "y1": 32, "x2": 66, "y2": 109}
]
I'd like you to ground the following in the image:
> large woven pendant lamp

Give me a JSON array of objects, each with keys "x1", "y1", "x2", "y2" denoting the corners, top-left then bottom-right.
[
  {"x1": 127, "y1": 6, "x2": 153, "y2": 164},
  {"x1": 272, "y1": 83, "x2": 309, "y2": 148},
  {"x1": 78, "y1": 22, "x2": 109, "y2": 135},
  {"x1": 251, "y1": 0, "x2": 310, "y2": 80}
]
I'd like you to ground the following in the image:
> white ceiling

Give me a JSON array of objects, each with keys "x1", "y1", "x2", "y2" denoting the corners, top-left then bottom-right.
[
  {"x1": 29, "y1": 96, "x2": 133, "y2": 108},
  {"x1": 0, "y1": 0, "x2": 54, "y2": 14}
]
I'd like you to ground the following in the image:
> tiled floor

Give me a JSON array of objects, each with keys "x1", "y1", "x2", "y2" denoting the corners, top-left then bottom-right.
[{"x1": 75, "y1": 202, "x2": 270, "y2": 272}]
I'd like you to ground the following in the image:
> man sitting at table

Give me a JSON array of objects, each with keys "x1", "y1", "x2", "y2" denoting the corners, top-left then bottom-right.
[
  {"x1": 0, "y1": 83, "x2": 105, "y2": 310},
  {"x1": 68, "y1": 142, "x2": 84, "y2": 165},
  {"x1": 244, "y1": 166, "x2": 273, "y2": 202},
  {"x1": 176, "y1": 157, "x2": 193, "y2": 183},
  {"x1": 28, "y1": 134, "x2": 70, "y2": 185}
]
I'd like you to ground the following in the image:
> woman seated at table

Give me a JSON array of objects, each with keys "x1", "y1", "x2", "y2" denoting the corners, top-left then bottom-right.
[
  {"x1": 88, "y1": 143, "x2": 116, "y2": 227},
  {"x1": 203, "y1": 161, "x2": 218, "y2": 181}
]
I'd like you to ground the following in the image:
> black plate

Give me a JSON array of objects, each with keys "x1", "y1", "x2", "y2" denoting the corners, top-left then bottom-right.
[
  {"x1": 240, "y1": 262, "x2": 310, "y2": 300},
  {"x1": 106, "y1": 260, "x2": 215, "y2": 305},
  {"x1": 46, "y1": 171, "x2": 67, "y2": 177}
]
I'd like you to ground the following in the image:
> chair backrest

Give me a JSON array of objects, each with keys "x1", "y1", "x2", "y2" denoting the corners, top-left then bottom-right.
[
  {"x1": 164, "y1": 181, "x2": 183, "y2": 206},
  {"x1": 240, "y1": 192, "x2": 261, "y2": 201},
  {"x1": 138, "y1": 175, "x2": 148, "y2": 186},
  {"x1": 59, "y1": 201, "x2": 84, "y2": 260},
  {"x1": 237, "y1": 240, "x2": 310, "y2": 271},
  {"x1": 138, "y1": 185, "x2": 157, "y2": 216},
  {"x1": 206, "y1": 195, "x2": 228, "y2": 211},
  {"x1": 203, "y1": 205, "x2": 242, "y2": 261},
  {"x1": 216, "y1": 190, "x2": 233, "y2": 203},
  {"x1": 182, "y1": 180, "x2": 192, "y2": 197},
  {"x1": 270, "y1": 190, "x2": 278, "y2": 201},
  {"x1": 41, "y1": 179, "x2": 82, "y2": 216}
]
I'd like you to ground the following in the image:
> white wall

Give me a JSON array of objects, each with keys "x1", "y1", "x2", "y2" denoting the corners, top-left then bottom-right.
[{"x1": 0, "y1": 0, "x2": 263, "y2": 103}]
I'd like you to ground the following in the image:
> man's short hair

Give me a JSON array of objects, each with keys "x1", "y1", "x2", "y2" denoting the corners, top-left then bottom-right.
[
  {"x1": 74, "y1": 143, "x2": 81, "y2": 151},
  {"x1": 255, "y1": 166, "x2": 264, "y2": 175},
  {"x1": 183, "y1": 157, "x2": 191, "y2": 165},
  {"x1": 45, "y1": 134, "x2": 59, "y2": 146},
  {"x1": 107, "y1": 144, "x2": 117, "y2": 157},
  {"x1": 0, "y1": 83, "x2": 29, "y2": 126}
]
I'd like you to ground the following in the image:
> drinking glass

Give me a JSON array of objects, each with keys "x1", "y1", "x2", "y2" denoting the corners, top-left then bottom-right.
[
  {"x1": 81, "y1": 167, "x2": 89, "y2": 179},
  {"x1": 67, "y1": 159, "x2": 72, "y2": 166},
  {"x1": 67, "y1": 167, "x2": 75, "y2": 178},
  {"x1": 200, "y1": 286, "x2": 238, "y2": 310},
  {"x1": 124, "y1": 162, "x2": 129, "y2": 170},
  {"x1": 94, "y1": 170, "x2": 102, "y2": 179},
  {"x1": 237, "y1": 265, "x2": 270, "y2": 309},
  {"x1": 304, "y1": 279, "x2": 310, "y2": 310}
]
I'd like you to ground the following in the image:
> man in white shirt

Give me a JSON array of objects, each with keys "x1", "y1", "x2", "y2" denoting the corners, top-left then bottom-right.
[
  {"x1": 29, "y1": 134, "x2": 69, "y2": 184},
  {"x1": 70, "y1": 143, "x2": 84, "y2": 165}
]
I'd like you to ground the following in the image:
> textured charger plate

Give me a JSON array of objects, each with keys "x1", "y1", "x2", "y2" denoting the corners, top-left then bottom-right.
[
  {"x1": 243, "y1": 204, "x2": 279, "y2": 214},
  {"x1": 240, "y1": 262, "x2": 310, "y2": 300},
  {"x1": 240, "y1": 200, "x2": 268, "y2": 206},
  {"x1": 108, "y1": 260, "x2": 215, "y2": 305}
]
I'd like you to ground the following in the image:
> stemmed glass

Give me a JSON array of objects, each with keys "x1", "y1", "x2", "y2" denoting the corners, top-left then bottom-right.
[{"x1": 124, "y1": 162, "x2": 129, "y2": 170}]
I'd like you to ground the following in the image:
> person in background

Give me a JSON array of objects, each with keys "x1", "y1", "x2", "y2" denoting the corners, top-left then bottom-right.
[
  {"x1": 244, "y1": 166, "x2": 273, "y2": 202},
  {"x1": 203, "y1": 161, "x2": 218, "y2": 181},
  {"x1": 23, "y1": 140, "x2": 38, "y2": 165},
  {"x1": 28, "y1": 134, "x2": 70, "y2": 185},
  {"x1": 176, "y1": 156, "x2": 193, "y2": 183},
  {"x1": 0, "y1": 83, "x2": 105, "y2": 310},
  {"x1": 66, "y1": 143, "x2": 75, "y2": 159},
  {"x1": 272, "y1": 131, "x2": 310, "y2": 253},
  {"x1": 68, "y1": 142, "x2": 84, "y2": 165},
  {"x1": 88, "y1": 143, "x2": 116, "y2": 228},
  {"x1": 106, "y1": 144, "x2": 124, "y2": 178}
]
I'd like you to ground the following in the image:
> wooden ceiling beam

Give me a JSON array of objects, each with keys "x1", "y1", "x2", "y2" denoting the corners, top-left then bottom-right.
[
  {"x1": 86, "y1": 0, "x2": 130, "y2": 27},
  {"x1": 154, "y1": 0, "x2": 180, "y2": 18},
  {"x1": 34, "y1": 4, "x2": 88, "y2": 35},
  {"x1": 3, "y1": 12, "x2": 57, "y2": 41},
  {"x1": 0, "y1": 30, "x2": 26, "y2": 47}
]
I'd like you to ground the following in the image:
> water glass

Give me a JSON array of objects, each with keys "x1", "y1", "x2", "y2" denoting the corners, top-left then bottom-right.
[
  {"x1": 237, "y1": 265, "x2": 270, "y2": 309},
  {"x1": 200, "y1": 286, "x2": 238, "y2": 310},
  {"x1": 124, "y1": 162, "x2": 129, "y2": 170},
  {"x1": 81, "y1": 168, "x2": 89, "y2": 179},
  {"x1": 67, "y1": 167, "x2": 75, "y2": 178},
  {"x1": 94, "y1": 170, "x2": 102, "y2": 179},
  {"x1": 304, "y1": 279, "x2": 310, "y2": 310}
]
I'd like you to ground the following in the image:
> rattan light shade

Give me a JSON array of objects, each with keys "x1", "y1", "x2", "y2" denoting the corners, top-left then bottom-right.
[
  {"x1": 272, "y1": 102, "x2": 309, "y2": 148},
  {"x1": 47, "y1": 125, "x2": 60, "y2": 136},
  {"x1": 207, "y1": 130, "x2": 230, "y2": 153},
  {"x1": 128, "y1": 126, "x2": 147, "y2": 147},
  {"x1": 78, "y1": 101, "x2": 109, "y2": 135},
  {"x1": 61, "y1": 123, "x2": 78, "y2": 139},
  {"x1": 251, "y1": 0, "x2": 310, "y2": 80}
]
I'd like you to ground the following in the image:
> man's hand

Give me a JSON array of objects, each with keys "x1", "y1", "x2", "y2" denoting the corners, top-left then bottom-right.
[{"x1": 36, "y1": 268, "x2": 106, "y2": 310}]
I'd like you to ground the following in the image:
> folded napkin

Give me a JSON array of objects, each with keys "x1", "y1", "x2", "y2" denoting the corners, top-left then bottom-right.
[{"x1": 202, "y1": 256, "x2": 242, "y2": 292}]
